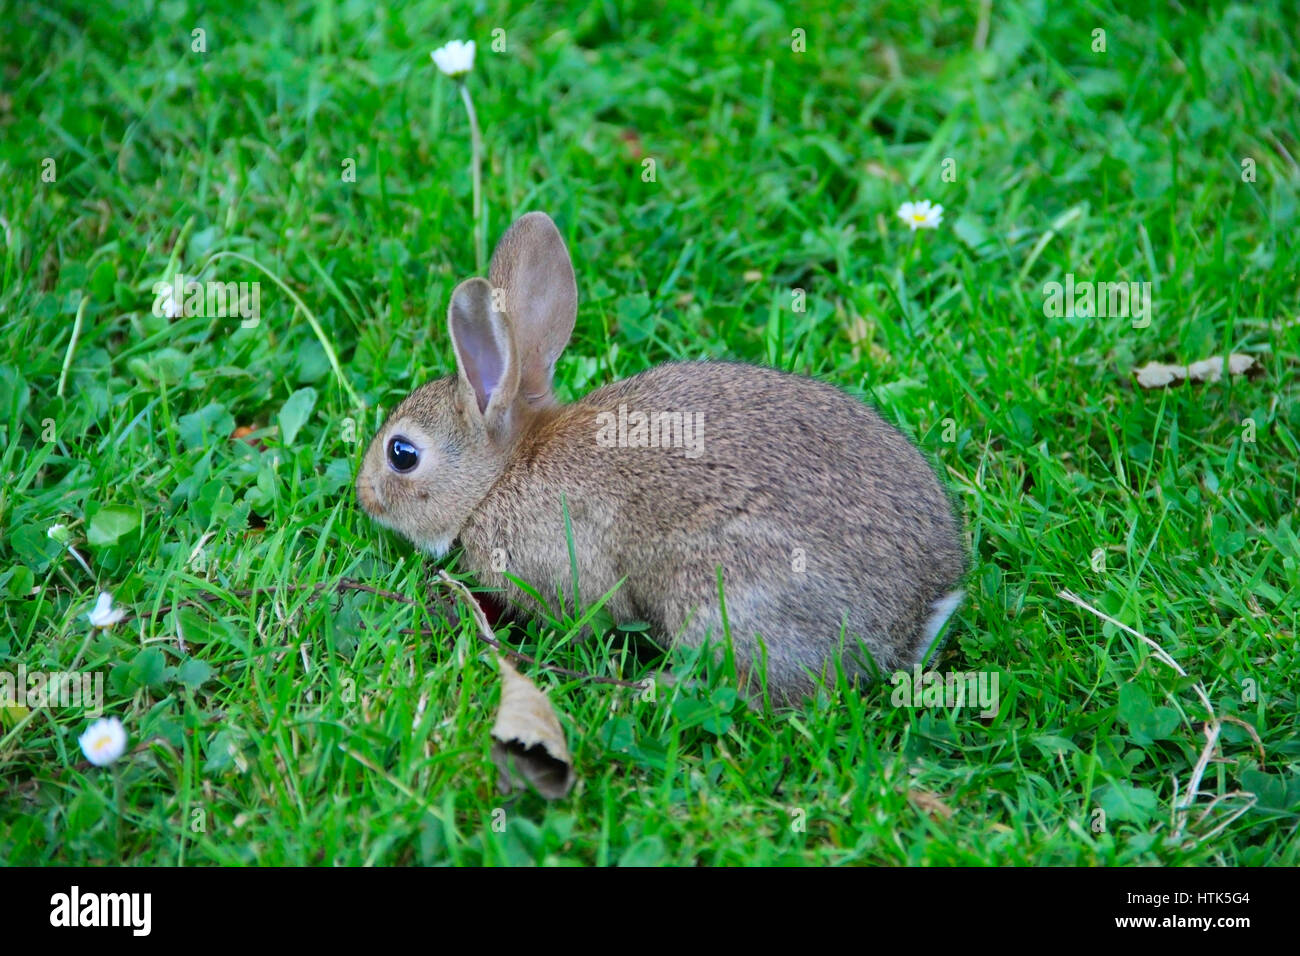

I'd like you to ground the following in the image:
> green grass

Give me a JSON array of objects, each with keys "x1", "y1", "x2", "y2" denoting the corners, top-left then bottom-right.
[{"x1": 1, "y1": 0, "x2": 1297, "y2": 865}]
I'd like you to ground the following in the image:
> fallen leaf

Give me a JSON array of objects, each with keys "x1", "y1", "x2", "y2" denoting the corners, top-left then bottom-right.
[
  {"x1": 1135, "y1": 363, "x2": 1181, "y2": 388},
  {"x1": 491, "y1": 656, "x2": 575, "y2": 799},
  {"x1": 1134, "y1": 353, "x2": 1259, "y2": 389},
  {"x1": 231, "y1": 424, "x2": 267, "y2": 450},
  {"x1": 1186, "y1": 353, "x2": 1257, "y2": 382},
  {"x1": 908, "y1": 789, "x2": 954, "y2": 820},
  {"x1": 863, "y1": 160, "x2": 902, "y2": 182},
  {"x1": 619, "y1": 128, "x2": 644, "y2": 160},
  {"x1": 1245, "y1": 593, "x2": 1266, "y2": 618},
  {"x1": 436, "y1": 570, "x2": 575, "y2": 799}
]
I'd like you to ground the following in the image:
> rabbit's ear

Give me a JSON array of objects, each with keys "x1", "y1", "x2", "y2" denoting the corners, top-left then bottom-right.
[
  {"x1": 487, "y1": 212, "x2": 577, "y2": 405},
  {"x1": 448, "y1": 277, "x2": 520, "y2": 432}
]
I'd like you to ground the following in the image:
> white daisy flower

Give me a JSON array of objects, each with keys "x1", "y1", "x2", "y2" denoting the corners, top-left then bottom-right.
[
  {"x1": 897, "y1": 199, "x2": 944, "y2": 231},
  {"x1": 87, "y1": 592, "x2": 127, "y2": 628},
  {"x1": 432, "y1": 40, "x2": 476, "y2": 79},
  {"x1": 79, "y1": 717, "x2": 128, "y2": 766}
]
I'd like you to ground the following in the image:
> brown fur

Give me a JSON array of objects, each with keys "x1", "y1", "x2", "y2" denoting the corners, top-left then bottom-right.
[{"x1": 357, "y1": 213, "x2": 966, "y2": 702}]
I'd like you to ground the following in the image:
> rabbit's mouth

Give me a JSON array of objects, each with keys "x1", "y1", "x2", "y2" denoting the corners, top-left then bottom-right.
[
  {"x1": 355, "y1": 474, "x2": 385, "y2": 517},
  {"x1": 356, "y1": 475, "x2": 456, "y2": 558}
]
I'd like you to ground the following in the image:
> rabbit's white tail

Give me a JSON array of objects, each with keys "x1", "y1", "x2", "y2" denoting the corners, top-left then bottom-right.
[{"x1": 915, "y1": 590, "x2": 964, "y2": 665}]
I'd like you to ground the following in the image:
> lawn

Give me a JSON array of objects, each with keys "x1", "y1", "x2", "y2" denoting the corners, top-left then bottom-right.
[{"x1": 1, "y1": 0, "x2": 1297, "y2": 866}]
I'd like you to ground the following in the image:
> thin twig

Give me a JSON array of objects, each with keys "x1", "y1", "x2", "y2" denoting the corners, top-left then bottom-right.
[
  {"x1": 432, "y1": 571, "x2": 647, "y2": 689},
  {"x1": 1058, "y1": 589, "x2": 1247, "y2": 844},
  {"x1": 119, "y1": 577, "x2": 646, "y2": 690}
]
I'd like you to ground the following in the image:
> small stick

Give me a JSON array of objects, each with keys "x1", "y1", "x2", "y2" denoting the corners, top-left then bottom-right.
[
  {"x1": 118, "y1": 577, "x2": 646, "y2": 690},
  {"x1": 1058, "y1": 589, "x2": 1238, "y2": 843}
]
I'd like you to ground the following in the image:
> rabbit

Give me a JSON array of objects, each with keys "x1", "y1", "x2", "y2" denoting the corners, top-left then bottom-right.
[{"x1": 356, "y1": 212, "x2": 966, "y2": 703}]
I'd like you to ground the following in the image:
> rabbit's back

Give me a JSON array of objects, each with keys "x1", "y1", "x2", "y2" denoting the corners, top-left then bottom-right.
[{"x1": 461, "y1": 361, "x2": 964, "y2": 697}]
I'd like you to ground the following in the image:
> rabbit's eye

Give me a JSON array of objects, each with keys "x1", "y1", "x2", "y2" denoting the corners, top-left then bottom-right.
[{"x1": 387, "y1": 436, "x2": 420, "y2": 473}]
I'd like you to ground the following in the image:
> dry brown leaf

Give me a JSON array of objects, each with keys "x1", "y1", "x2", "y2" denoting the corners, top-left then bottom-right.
[
  {"x1": 435, "y1": 571, "x2": 576, "y2": 799},
  {"x1": 1134, "y1": 362, "x2": 1181, "y2": 388},
  {"x1": 231, "y1": 424, "x2": 268, "y2": 451},
  {"x1": 619, "y1": 128, "x2": 644, "y2": 160},
  {"x1": 491, "y1": 656, "x2": 574, "y2": 799},
  {"x1": 1134, "y1": 353, "x2": 1259, "y2": 389},
  {"x1": 1187, "y1": 353, "x2": 1257, "y2": 382},
  {"x1": 908, "y1": 789, "x2": 954, "y2": 821},
  {"x1": 863, "y1": 160, "x2": 903, "y2": 183}
]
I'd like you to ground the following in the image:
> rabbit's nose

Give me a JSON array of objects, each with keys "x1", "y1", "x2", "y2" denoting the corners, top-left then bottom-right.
[{"x1": 356, "y1": 476, "x2": 384, "y2": 515}]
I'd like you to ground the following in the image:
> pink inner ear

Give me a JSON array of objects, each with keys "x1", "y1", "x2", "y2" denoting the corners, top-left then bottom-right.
[{"x1": 458, "y1": 319, "x2": 505, "y2": 413}]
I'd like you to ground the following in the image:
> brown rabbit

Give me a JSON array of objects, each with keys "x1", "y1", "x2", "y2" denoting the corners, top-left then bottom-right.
[{"x1": 357, "y1": 212, "x2": 966, "y2": 702}]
